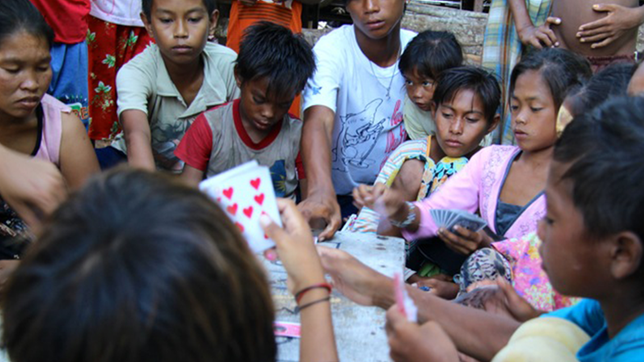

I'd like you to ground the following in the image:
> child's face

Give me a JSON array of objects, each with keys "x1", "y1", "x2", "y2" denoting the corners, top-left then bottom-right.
[
  {"x1": 142, "y1": 0, "x2": 217, "y2": 67},
  {"x1": 433, "y1": 89, "x2": 491, "y2": 158},
  {"x1": 403, "y1": 68, "x2": 435, "y2": 112},
  {"x1": 238, "y1": 76, "x2": 294, "y2": 133},
  {"x1": 538, "y1": 161, "x2": 604, "y2": 298},
  {"x1": 345, "y1": 0, "x2": 405, "y2": 41},
  {"x1": 510, "y1": 69, "x2": 558, "y2": 152},
  {"x1": 0, "y1": 31, "x2": 51, "y2": 122}
]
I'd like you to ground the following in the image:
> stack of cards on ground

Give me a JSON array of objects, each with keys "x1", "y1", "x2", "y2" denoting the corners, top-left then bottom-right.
[
  {"x1": 200, "y1": 161, "x2": 281, "y2": 253},
  {"x1": 430, "y1": 209, "x2": 487, "y2": 233}
]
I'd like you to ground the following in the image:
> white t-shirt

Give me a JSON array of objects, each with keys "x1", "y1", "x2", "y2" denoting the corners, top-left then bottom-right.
[
  {"x1": 303, "y1": 25, "x2": 416, "y2": 195},
  {"x1": 90, "y1": 0, "x2": 144, "y2": 27}
]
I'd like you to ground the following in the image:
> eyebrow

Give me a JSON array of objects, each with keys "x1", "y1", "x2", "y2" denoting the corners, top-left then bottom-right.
[
  {"x1": 155, "y1": 7, "x2": 206, "y2": 15},
  {"x1": 0, "y1": 55, "x2": 51, "y2": 64},
  {"x1": 440, "y1": 104, "x2": 484, "y2": 115}
]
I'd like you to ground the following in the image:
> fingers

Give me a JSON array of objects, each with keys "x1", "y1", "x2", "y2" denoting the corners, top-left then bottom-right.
[
  {"x1": 260, "y1": 212, "x2": 289, "y2": 249},
  {"x1": 545, "y1": 16, "x2": 562, "y2": 26},
  {"x1": 591, "y1": 3, "x2": 614, "y2": 14},
  {"x1": 318, "y1": 216, "x2": 340, "y2": 242},
  {"x1": 385, "y1": 304, "x2": 407, "y2": 336},
  {"x1": 352, "y1": 184, "x2": 371, "y2": 208},
  {"x1": 590, "y1": 35, "x2": 617, "y2": 49},
  {"x1": 438, "y1": 227, "x2": 479, "y2": 255}
]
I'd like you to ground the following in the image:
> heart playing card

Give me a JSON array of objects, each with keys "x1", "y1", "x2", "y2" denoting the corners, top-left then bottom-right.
[{"x1": 200, "y1": 161, "x2": 282, "y2": 253}]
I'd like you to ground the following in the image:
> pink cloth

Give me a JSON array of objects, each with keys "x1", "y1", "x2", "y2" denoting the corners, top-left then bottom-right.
[
  {"x1": 402, "y1": 145, "x2": 546, "y2": 241},
  {"x1": 35, "y1": 94, "x2": 66, "y2": 166}
]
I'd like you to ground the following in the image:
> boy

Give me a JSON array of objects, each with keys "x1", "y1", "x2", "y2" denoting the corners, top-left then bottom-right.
[
  {"x1": 298, "y1": 0, "x2": 416, "y2": 240},
  {"x1": 175, "y1": 22, "x2": 315, "y2": 199},
  {"x1": 319, "y1": 96, "x2": 644, "y2": 361},
  {"x1": 103, "y1": 0, "x2": 239, "y2": 172}
]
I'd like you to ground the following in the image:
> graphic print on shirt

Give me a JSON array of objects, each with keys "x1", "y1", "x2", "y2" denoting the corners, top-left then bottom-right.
[
  {"x1": 151, "y1": 115, "x2": 197, "y2": 172},
  {"x1": 269, "y1": 160, "x2": 287, "y2": 197},
  {"x1": 332, "y1": 99, "x2": 388, "y2": 171}
]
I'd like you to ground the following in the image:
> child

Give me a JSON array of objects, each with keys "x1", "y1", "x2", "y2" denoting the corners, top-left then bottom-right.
[
  {"x1": 382, "y1": 96, "x2": 644, "y2": 362},
  {"x1": 354, "y1": 49, "x2": 591, "y2": 309},
  {"x1": 0, "y1": 0, "x2": 99, "y2": 248},
  {"x1": 2, "y1": 169, "x2": 338, "y2": 362},
  {"x1": 399, "y1": 30, "x2": 463, "y2": 141},
  {"x1": 103, "y1": 0, "x2": 239, "y2": 172},
  {"x1": 351, "y1": 66, "x2": 500, "y2": 234},
  {"x1": 298, "y1": 0, "x2": 416, "y2": 241},
  {"x1": 175, "y1": 22, "x2": 315, "y2": 199}
]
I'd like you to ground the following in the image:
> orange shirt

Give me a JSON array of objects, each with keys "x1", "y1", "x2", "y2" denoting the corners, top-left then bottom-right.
[{"x1": 226, "y1": 0, "x2": 303, "y2": 116}]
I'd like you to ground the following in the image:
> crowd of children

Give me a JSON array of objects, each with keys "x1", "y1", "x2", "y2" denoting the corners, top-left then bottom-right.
[{"x1": 2, "y1": 0, "x2": 644, "y2": 360}]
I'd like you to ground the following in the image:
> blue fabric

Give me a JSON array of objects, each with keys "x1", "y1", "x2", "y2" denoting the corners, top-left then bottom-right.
[
  {"x1": 48, "y1": 42, "x2": 89, "y2": 127},
  {"x1": 544, "y1": 299, "x2": 644, "y2": 361}
]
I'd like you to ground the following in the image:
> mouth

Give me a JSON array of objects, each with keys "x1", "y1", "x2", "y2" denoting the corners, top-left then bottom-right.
[
  {"x1": 365, "y1": 19, "x2": 386, "y2": 31},
  {"x1": 514, "y1": 129, "x2": 528, "y2": 138},
  {"x1": 253, "y1": 119, "x2": 272, "y2": 129},
  {"x1": 16, "y1": 96, "x2": 40, "y2": 109},
  {"x1": 413, "y1": 102, "x2": 430, "y2": 111},
  {"x1": 444, "y1": 139, "x2": 463, "y2": 148},
  {"x1": 171, "y1": 45, "x2": 193, "y2": 54}
]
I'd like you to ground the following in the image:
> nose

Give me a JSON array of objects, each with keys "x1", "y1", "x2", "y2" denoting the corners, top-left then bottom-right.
[
  {"x1": 261, "y1": 104, "x2": 274, "y2": 120},
  {"x1": 174, "y1": 19, "x2": 188, "y2": 38},
  {"x1": 449, "y1": 117, "x2": 464, "y2": 135},
  {"x1": 410, "y1": 85, "x2": 423, "y2": 100},
  {"x1": 20, "y1": 70, "x2": 40, "y2": 92},
  {"x1": 364, "y1": 0, "x2": 380, "y2": 13}
]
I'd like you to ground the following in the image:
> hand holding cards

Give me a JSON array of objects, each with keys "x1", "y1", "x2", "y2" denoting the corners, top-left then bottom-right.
[
  {"x1": 430, "y1": 209, "x2": 487, "y2": 233},
  {"x1": 200, "y1": 161, "x2": 281, "y2": 253}
]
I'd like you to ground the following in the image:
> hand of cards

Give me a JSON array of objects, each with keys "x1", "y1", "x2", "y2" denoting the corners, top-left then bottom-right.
[
  {"x1": 200, "y1": 161, "x2": 281, "y2": 253},
  {"x1": 430, "y1": 209, "x2": 487, "y2": 233}
]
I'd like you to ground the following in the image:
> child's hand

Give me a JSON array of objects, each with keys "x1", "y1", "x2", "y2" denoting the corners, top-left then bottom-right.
[
  {"x1": 353, "y1": 183, "x2": 406, "y2": 220},
  {"x1": 386, "y1": 306, "x2": 459, "y2": 362},
  {"x1": 438, "y1": 226, "x2": 494, "y2": 255},
  {"x1": 495, "y1": 278, "x2": 542, "y2": 322},
  {"x1": 297, "y1": 192, "x2": 341, "y2": 242},
  {"x1": 577, "y1": 4, "x2": 643, "y2": 49},
  {"x1": 411, "y1": 277, "x2": 459, "y2": 299},
  {"x1": 261, "y1": 198, "x2": 326, "y2": 294},
  {"x1": 517, "y1": 17, "x2": 561, "y2": 48}
]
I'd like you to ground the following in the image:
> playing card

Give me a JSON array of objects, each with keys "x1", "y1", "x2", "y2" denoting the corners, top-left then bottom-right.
[
  {"x1": 431, "y1": 209, "x2": 487, "y2": 233},
  {"x1": 393, "y1": 272, "x2": 417, "y2": 322},
  {"x1": 200, "y1": 161, "x2": 282, "y2": 253}
]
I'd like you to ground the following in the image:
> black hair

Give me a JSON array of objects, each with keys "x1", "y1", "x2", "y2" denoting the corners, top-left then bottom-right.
[
  {"x1": 2, "y1": 168, "x2": 277, "y2": 362},
  {"x1": 565, "y1": 63, "x2": 637, "y2": 117},
  {"x1": 142, "y1": 0, "x2": 217, "y2": 20},
  {"x1": 432, "y1": 66, "x2": 501, "y2": 124},
  {"x1": 0, "y1": 0, "x2": 54, "y2": 49},
  {"x1": 399, "y1": 30, "x2": 463, "y2": 80},
  {"x1": 236, "y1": 21, "x2": 316, "y2": 99},
  {"x1": 510, "y1": 48, "x2": 592, "y2": 111},
  {"x1": 554, "y1": 96, "x2": 644, "y2": 243}
]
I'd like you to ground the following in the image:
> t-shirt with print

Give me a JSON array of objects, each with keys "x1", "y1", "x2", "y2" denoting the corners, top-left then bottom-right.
[
  {"x1": 113, "y1": 42, "x2": 239, "y2": 172},
  {"x1": 302, "y1": 25, "x2": 416, "y2": 195},
  {"x1": 544, "y1": 299, "x2": 644, "y2": 361},
  {"x1": 175, "y1": 99, "x2": 304, "y2": 199}
]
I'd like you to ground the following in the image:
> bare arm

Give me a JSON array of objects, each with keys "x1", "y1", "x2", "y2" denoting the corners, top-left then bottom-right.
[
  {"x1": 59, "y1": 112, "x2": 100, "y2": 190},
  {"x1": 577, "y1": 3, "x2": 644, "y2": 49},
  {"x1": 121, "y1": 109, "x2": 155, "y2": 171},
  {"x1": 376, "y1": 159, "x2": 423, "y2": 236},
  {"x1": 180, "y1": 165, "x2": 205, "y2": 188},
  {"x1": 297, "y1": 105, "x2": 341, "y2": 241}
]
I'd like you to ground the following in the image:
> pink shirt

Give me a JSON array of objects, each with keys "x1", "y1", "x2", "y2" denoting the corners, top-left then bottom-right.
[{"x1": 35, "y1": 94, "x2": 66, "y2": 165}]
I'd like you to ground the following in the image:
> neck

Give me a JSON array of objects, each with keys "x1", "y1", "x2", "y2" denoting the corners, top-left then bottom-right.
[
  {"x1": 163, "y1": 57, "x2": 204, "y2": 87},
  {"x1": 354, "y1": 25, "x2": 402, "y2": 67},
  {"x1": 518, "y1": 145, "x2": 554, "y2": 169},
  {"x1": 429, "y1": 135, "x2": 446, "y2": 162},
  {"x1": 600, "y1": 285, "x2": 644, "y2": 339}
]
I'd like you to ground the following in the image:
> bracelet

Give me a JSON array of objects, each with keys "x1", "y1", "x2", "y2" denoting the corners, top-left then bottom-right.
[
  {"x1": 294, "y1": 282, "x2": 333, "y2": 304},
  {"x1": 295, "y1": 296, "x2": 331, "y2": 313},
  {"x1": 389, "y1": 202, "x2": 416, "y2": 228}
]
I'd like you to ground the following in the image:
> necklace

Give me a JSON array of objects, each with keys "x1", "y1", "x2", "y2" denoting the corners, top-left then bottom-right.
[{"x1": 368, "y1": 46, "x2": 402, "y2": 100}]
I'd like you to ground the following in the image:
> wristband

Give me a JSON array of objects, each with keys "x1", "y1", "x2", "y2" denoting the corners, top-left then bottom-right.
[
  {"x1": 389, "y1": 202, "x2": 416, "y2": 228},
  {"x1": 295, "y1": 296, "x2": 331, "y2": 313},
  {"x1": 294, "y1": 282, "x2": 333, "y2": 304}
]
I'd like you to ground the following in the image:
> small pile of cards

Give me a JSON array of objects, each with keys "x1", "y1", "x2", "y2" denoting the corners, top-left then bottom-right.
[
  {"x1": 200, "y1": 161, "x2": 281, "y2": 253},
  {"x1": 430, "y1": 209, "x2": 487, "y2": 233}
]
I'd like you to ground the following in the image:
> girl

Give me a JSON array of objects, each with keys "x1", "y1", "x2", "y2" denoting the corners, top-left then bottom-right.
[
  {"x1": 354, "y1": 48, "x2": 592, "y2": 310},
  {"x1": 0, "y1": 0, "x2": 99, "y2": 252},
  {"x1": 2, "y1": 169, "x2": 338, "y2": 362},
  {"x1": 351, "y1": 66, "x2": 500, "y2": 236}
]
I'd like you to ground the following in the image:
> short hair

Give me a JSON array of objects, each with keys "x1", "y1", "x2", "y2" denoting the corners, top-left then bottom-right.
[
  {"x1": 432, "y1": 66, "x2": 501, "y2": 124},
  {"x1": 2, "y1": 169, "x2": 277, "y2": 362},
  {"x1": 142, "y1": 0, "x2": 217, "y2": 20},
  {"x1": 554, "y1": 96, "x2": 644, "y2": 243},
  {"x1": 566, "y1": 63, "x2": 636, "y2": 117},
  {"x1": 0, "y1": 0, "x2": 54, "y2": 49},
  {"x1": 236, "y1": 21, "x2": 316, "y2": 99},
  {"x1": 399, "y1": 30, "x2": 463, "y2": 80},
  {"x1": 510, "y1": 48, "x2": 592, "y2": 111}
]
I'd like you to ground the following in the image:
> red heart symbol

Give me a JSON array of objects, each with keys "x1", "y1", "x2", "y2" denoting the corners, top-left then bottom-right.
[
  {"x1": 243, "y1": 206, "x2": 253, "y2": 218},
  {"x1": 226, "y1": 203, "x2": 238, "y2": 216},
  {"x1": 235, "y1": 222, "x2": 245, "y2": 233},
  {"x1": 254, "y1": 193, "x2": 265, "y2": 205},
  {"x1": 223, "y1": 187, "x2": 234, "y2": 199},
  {"x1": 216, "y1": 197, "x2": 222, "y2": 203},
  {"x1": 264, "y1": 233, "x2": 269, "y2": 239},
  {"x1": 250, "y1": 178, "x2": 261, "y2": 190}
]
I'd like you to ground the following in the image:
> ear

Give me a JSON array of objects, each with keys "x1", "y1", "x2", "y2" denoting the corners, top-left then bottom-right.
[
  {"x1": 234, "y1": 65, "x2": 243, "y2": 89},
  {"x1": 486, "y1": 113, "x2": 501, "y2": 134},
  {"x1": 609, "y1": 231, "x2": 643, "y2": 280},
  {"x1": 209, "y1": 9, "x2": 220, "y2": 37},
  {"x1": 140, "y1": 12, "x2": 155, "y2": 39}
]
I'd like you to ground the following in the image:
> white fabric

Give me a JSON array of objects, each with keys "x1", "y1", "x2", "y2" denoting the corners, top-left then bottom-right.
[
  {"x1": 90, "y1": 0, "x2": 144, "y2": 27},
  {"x1": 303, "y1": 25, "x2": 416, "y2": 195}
]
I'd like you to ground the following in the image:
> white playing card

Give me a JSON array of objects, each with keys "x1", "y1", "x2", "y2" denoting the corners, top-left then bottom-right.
[{"x1": 200, "y1": 161, "x2": 282, "y2": 253}]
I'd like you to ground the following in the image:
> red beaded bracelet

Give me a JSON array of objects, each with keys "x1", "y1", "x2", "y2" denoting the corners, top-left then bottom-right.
[{"x1": 294, "y1": 282, "x2": 333, "y2": 304}]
